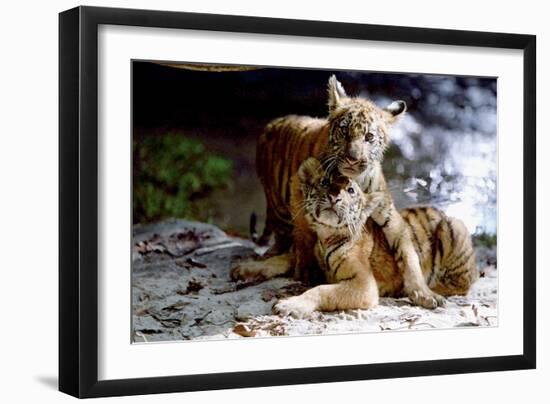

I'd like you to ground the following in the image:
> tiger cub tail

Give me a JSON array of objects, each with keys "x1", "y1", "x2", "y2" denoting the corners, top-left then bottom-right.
[{"x1": 429, "y1": 214, "x2": 479, "y2": 296}]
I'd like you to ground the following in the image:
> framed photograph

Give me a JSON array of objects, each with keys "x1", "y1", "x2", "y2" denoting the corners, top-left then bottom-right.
[{"x1": 59, "y1": 6, "x2": 536, "y2": 398}]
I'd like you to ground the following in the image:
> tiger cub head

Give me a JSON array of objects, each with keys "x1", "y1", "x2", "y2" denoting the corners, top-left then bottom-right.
[
  {"x1": 298, "y1": 157, "x2": 369, "y2": 240},
  {"x1": 326, "y1": 75, "x2": 406, "y2": 178}
]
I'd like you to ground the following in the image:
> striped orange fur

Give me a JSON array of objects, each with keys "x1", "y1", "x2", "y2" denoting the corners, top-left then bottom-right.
[
  {"x1": 255, "y1": 76, "x2": 403, "y2": 253},
  {"x1": 234, "y1": 158, "x2": 478, "y2": 317},
  {"x1": 252, "y1": 76, "x2": 447, "y2": 309}
]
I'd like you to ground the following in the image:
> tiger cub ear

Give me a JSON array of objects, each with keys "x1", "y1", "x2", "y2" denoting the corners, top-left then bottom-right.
[
  {"x1": 298, "y1": 158, "x2": 322, "y2": 186},
  {"x1": 383, "y1": 100, "x2": 407, "y2": 123},
  {"x1": 327, "y1": 75, "x2": 348, "y2": 113}
]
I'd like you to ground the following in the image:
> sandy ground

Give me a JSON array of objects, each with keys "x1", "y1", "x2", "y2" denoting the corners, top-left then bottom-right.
[{"x1": 132, "y1": 219, "x2": 497, "y2": 343}]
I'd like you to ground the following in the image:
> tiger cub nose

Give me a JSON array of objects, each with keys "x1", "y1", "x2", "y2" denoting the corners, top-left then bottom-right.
[
  {"x1": 344, "y1": 156, "x2": 360, "y2": 165},
  {"x1": 329, "y1": 194, "x2": 342, "y2": 204}
]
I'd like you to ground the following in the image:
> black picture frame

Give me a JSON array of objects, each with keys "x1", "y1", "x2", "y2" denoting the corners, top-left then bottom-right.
[{"x1": 59, "y1": 5, "x2": 536, "y2": 398}]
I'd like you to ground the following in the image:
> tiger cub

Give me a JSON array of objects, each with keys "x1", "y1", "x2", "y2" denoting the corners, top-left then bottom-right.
[
  {"x1": 235, "y1": 158, "x2": 479, "y2": 318},
  {"x1": 252, "y1": 75, "x2": 445, "y2": 308},
  {"x1": 255, "y1": 75, "x2": 404, "y2": 253}
]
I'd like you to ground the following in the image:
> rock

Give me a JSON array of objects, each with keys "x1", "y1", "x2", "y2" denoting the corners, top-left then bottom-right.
[
  {"x1": 132, "y1": 219, "x2": 498, "y2": 342},
  {"x1": 132, "y1": 219, "x2": 281, "y2": 341}
]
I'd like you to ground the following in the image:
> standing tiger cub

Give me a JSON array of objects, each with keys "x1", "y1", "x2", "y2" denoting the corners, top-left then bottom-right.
[
  {"x1": 255, "y1": 75, "x2": 403, "y2": 253},
  {"x1": 250, "y1": 75, "x2": 445, "y2": 308}
]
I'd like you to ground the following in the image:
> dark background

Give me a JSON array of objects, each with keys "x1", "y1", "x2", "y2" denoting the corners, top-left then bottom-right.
[{"x1": 132, "y1": 61, "x2": 497, "y2": 237}]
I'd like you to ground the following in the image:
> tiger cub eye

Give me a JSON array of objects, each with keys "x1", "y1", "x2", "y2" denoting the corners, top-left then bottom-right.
[
  {"x1": 320, "y1": 177, "x2": 330, "y2": 188},
  {"x1": 365, "y1": 132, "x2": 375, "y2": 142},
  {"x1": 347, "y1": 187, "x2": 355, "y2": 194}
]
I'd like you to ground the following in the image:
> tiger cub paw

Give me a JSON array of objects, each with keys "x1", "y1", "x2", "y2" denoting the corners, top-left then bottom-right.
[
  {"x1": 230, "y1": 261, "x2": 267, "y2": 282},
  {"x1": 408, "y1": 289, "x2": 446, "y2": 309},
  {"x1": 273, "y1": 296, "x2": 317, "y2": 319}
]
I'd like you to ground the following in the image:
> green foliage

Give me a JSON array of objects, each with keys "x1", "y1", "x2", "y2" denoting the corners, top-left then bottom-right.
[
  {"x1": 133, "y1": 134, "x2": 232, "y2": 224},
  {"x1": 472, "y1": 232, "x2": 497, "y2": 248}
]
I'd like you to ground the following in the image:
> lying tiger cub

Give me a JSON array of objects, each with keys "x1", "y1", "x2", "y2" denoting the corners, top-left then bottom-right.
[{"x1": 232, "y1": 158, "x2": 478, "y2": 318}]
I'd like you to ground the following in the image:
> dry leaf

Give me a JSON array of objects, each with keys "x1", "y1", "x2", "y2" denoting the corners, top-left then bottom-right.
[
  {"x1": 233, "y1": 324, "x2": 257, "y2": 337},
  {"x1": 173, "y1": 230, "x2": 201, "y2": 242},
  {"x1": 455, "y1": 321, "x2": 480, "y2": 327},
  {"x1": 184, "y1": 279, "x2": 204, "y2": 294},
  {"x1": 137, "y1": 328, "x2": 163, "y2": 334},
  {"x1": 175, "y1": 261, "x2": 190, "y2": 269},
  {"x1": 135, "y1": 240, "x2": 166, "y2": 255},
  {"x1": 211, "y1": 285, "x2": 236, "y2": 295},
  {"x1": 151, "y1": 244, "x2": 166, "y2": 253}
]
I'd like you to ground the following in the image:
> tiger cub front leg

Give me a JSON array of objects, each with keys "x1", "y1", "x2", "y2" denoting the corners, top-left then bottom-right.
[
  {"x1": 230, "y1": 253, "x2": 293, "y2": 282},
  {"x1": 292, "y1": 218, "x2": 323, "y2": 284},
  {"x1": 274, "y1": 255, "x2": 379, "y2": 318},
  {"x1": 372, "y1": 197, "x2": 446, "y2": 309}
]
